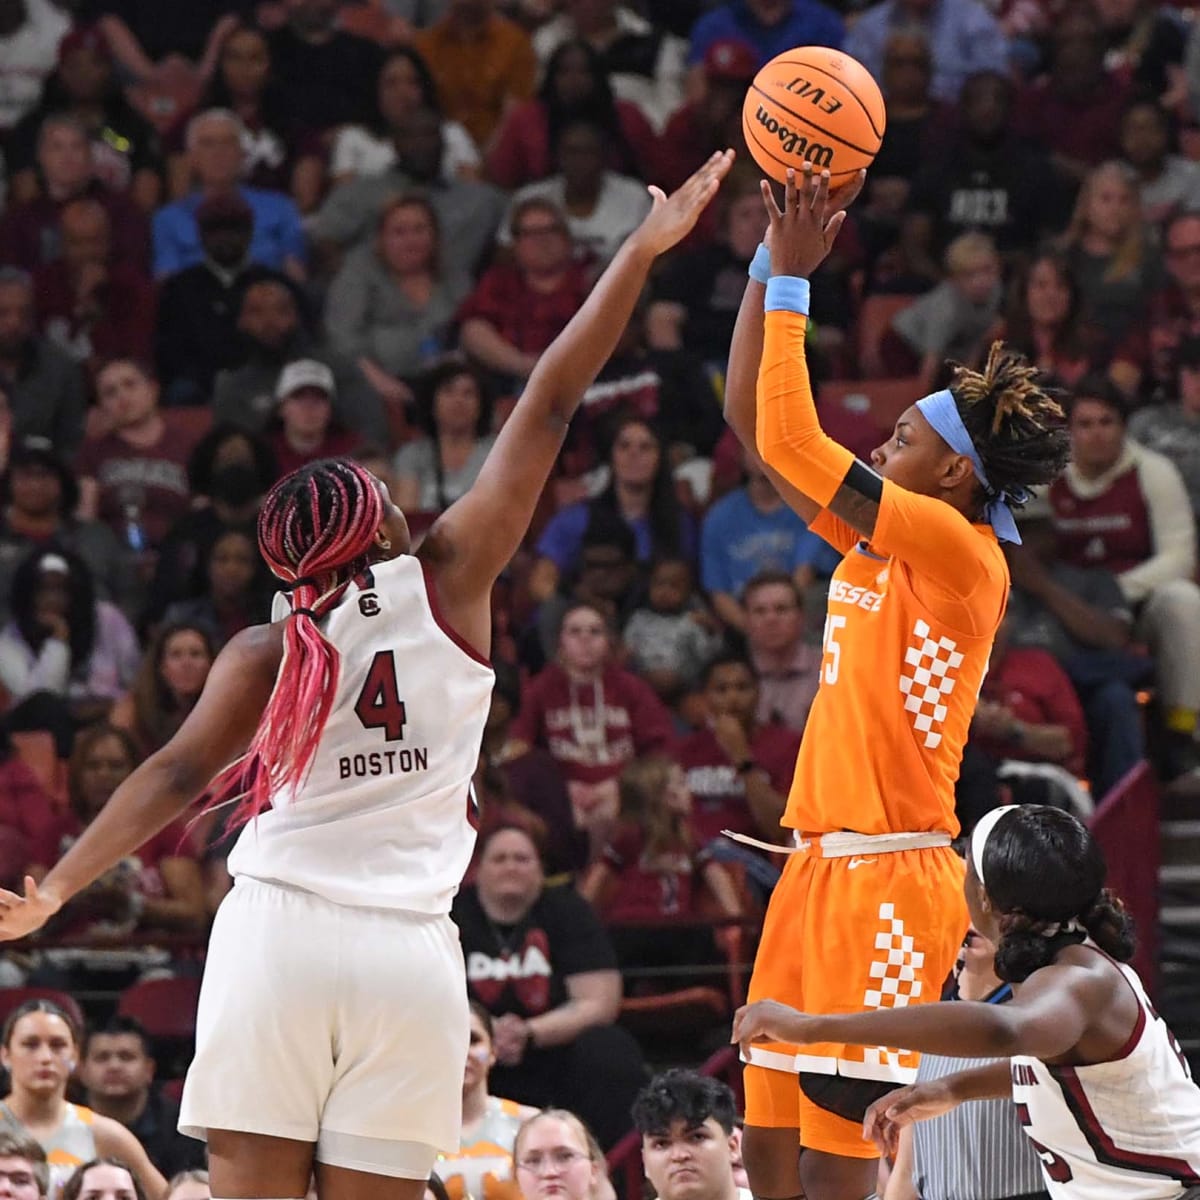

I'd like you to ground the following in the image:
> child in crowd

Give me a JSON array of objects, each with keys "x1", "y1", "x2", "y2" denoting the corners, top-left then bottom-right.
[{"x1": 622, "y1": 557, "x2": 723, "y2": 704}]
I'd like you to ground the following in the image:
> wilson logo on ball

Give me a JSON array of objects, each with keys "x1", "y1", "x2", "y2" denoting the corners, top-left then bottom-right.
[{"x1": 752, "y1": 105, "x2": 833, "y2": 167}]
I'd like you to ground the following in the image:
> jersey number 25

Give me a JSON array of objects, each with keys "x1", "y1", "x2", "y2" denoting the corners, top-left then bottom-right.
[{"x1": 354, "y1": 650, "x2": 408, "y2": 741}]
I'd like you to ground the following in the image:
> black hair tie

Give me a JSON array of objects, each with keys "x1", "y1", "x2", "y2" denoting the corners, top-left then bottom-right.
[
  {"x1": 281, "y1": 576, "x2": 321, "y2": 593},
  {"x1": 291, "y1": 607, "x2": 318, "y2": 619}
]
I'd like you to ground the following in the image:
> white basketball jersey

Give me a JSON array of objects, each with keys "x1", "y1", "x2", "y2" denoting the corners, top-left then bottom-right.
[
  {"x1": 226, "y1": 555, "x2": 494, "y2": 913},
  {"x1": 1010, "y1": 957, "x2": 1200, "y2": 1200}
]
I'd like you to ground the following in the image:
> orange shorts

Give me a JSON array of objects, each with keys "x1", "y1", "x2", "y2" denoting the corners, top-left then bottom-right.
[{"x1": 743, "y1": 842, "x2": 967, "y2": 1156}]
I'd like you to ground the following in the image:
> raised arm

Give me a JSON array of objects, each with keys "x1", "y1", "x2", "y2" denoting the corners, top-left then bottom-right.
[
  {"x1": 0, "y1": 625, "x2": 284, "y2": 941},
  {"x1": 420, "y1": 151, "x2": 734, "y2": 649}
]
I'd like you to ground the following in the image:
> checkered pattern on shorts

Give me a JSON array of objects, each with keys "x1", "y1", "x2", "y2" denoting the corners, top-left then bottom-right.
[
  {"x1": 861, "y1": 901, "x2": 925, "y2": 1071},
  {"x1": 898, "y1": 619, "x2": 964, "y2": 750}
]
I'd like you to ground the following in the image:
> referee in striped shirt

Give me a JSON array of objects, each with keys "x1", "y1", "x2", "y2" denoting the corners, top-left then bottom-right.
[{"x1": 883, "y1": 930, "x2": 1049, "y2": 1200}]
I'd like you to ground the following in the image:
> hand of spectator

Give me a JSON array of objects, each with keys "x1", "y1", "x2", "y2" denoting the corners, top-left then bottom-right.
[
  {"x1": 492, "y1": 1013, "x2": 530, "y2": 1065},
  {"x1": 36, "y1": 610, "x2": 71, "y2": 643},
  {"x1": 712, "y1": 713, "x2": 751, "y2": 766},
  {"x1": 631, "y1": 150, "x2": 735, "y2": 257},
  {"x1": 75, "y1": 262, "x2": 109, "y2": 305},
  {"x1": 255, "y1": 1, "x2": 288, "y2": 30},
  {"x1": 972, "y1": 699, "x2": 1015, "y2": 740},
  {"x1": 359, "y1": 358, "x2": 415, "y2": 411}
]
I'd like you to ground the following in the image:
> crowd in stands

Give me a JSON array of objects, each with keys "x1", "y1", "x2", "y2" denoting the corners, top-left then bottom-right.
[{"x1": 0, "y1": 0, "x2": 1196, "y2": 1188}]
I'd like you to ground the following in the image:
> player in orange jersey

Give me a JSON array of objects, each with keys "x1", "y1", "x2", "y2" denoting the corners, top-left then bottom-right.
[{"x1": 721, "y1": 165, "x2": 1071, "y2": 1200}]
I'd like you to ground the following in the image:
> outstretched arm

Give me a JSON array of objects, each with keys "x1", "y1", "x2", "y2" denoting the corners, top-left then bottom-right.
[
  {"x1": 733, "y1": 964, "x2": 1098, "y2": 1062},
  {"x1": 0, "y1": 625, "x2": 283, "y2": 941},
  {"x1": 421, "y1": 151, "x2": 734, "y2": 652}
]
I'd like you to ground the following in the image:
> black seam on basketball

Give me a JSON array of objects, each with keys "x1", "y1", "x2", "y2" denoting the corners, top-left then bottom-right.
[
  {"x1": 749, "y1": 82, "x2": 877, "y2": 156},
  {"x1": 741, "y1": 113, "x2": 860, "y2": 181},
  {"x1": 766, "y1": 59, "x2": 885, "y2": 141}
]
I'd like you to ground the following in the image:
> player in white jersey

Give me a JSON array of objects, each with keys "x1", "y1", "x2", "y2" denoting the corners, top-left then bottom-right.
[
  {"x1": 0, "y1": 149, "x2": 735, "y2": 1200},
  {"x1": 732, "y1": 804, "x2": 1200, "y2": 1200}
]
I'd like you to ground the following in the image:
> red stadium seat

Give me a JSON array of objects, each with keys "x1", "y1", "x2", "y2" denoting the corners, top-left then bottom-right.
[
  {"x1": 117, "y1": 977, "x2": 201, "y2": 1042},
  {"x1": 819, "y1": 377, "x2": 924, "y2": 436},
  {"x1": 0, "y1": 988, "x2": 85, "y2": 1033},
  {"x1": 855, "y1": 294, "x2": 919, "y2": 378}
]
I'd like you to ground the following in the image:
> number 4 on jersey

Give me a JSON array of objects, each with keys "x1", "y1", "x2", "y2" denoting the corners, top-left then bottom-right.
[{"x1": 354, "y1": 650, "x2": 408, "y2": 741}]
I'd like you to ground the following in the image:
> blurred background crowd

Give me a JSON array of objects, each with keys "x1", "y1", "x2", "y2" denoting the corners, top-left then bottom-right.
[{"x1": 0, "y1": 0, "x2": 1195, "y2": 1189}]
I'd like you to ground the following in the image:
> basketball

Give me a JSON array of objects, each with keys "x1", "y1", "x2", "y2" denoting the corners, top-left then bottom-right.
[{"x1": 742, "y1": 47, "x2": 886, "y2": 186}]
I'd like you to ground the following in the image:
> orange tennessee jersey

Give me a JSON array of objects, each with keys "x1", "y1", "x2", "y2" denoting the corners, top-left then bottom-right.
[{"x1": 756, "y1": 307, "x2": 1009, "y2": 838}]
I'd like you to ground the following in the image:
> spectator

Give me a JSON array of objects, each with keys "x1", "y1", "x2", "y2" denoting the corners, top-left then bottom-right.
[
  {"x1": 701, "y1": 445, "x2": 837, "y2": 633},
  {"x1": 212, "y1": 275, "x2": 387, "y2": 446},
  {"x1": 511, "y1": 601, "x2": 675, "y2": 845},
  {"x1": 263, "y1": 358, "x2": 361, "y2": 477},
  {"x1": 486, "y1": 38, "x2": 656, "y2": 191},
  {"x1": 78, "y1": 1017, "x2": 206, "y2": 1180},
  {"x1": 265, "y1": 0, "x2": 385, "y2": 133},
  {"x1": 479, "y1": 666, "x2": 584, "y2": 877},
  {"x1": 161, "y1": 526, "x2": 272, "y2": 647},
  {"x1": 0, "y1": 268, "x2": 85, "y2": 457},
  {"x1": 452, "y1": 823, "x2": 649, "y2": 1148},
  {"x1": 1095, "y1": 0, "x2": 1186, "y2": 99},
  {"x1": 61, "y1": 1160, "x2": 147, "y2": 1200},
  {"x1": 325, "y1": 195, "x2": 472, "y2": 401},
  {"x1": 109, "y1": 622, "x2": 215, "y2": 756},
  {"x1": 633, "y1": 1071, "x2": 741, "y2": 1200},
  {"x1": 742, "y1": 571, "x2": 821, "y2": 733},
  {"x1": 166, "y1": 23, "x2": 322, "y2": 212},
  {"x1": 649, "y1": 164, "x2": 766, "y2": 363},
  {"x1": 500, "y1": 117, "x2": 651, "y2": 266},
  {"x1": 677, "y1": 653, "x2": 797, "y2": 892},
  {"x1": 6, "y1": 24, "x2": 162, "y2": 212},
  {"x1": 434, "y1": 1001, "x2": 537, "y2": 1200},
  {"x1": 37, "y1": 725, "x2": 204, "y2": 943},
  {"x1": 622, "y1": 557, "x2": 722, "y2": 702},
  {"x1": 0, "y1": 0, "x2": 71, "y2": 134},
  {"x1": 904, "y1": 71, "x2": 1062, "y2": 265},
  {"x1": 32, "y1": 196, "x2": 156, "y2": 370},
  {"x1": 0, "y1": 436, "x2": 133, "y2": 621},
  {"x1": 561, "y1": 304, "x2": 723, "y2": 483},
  {"x1": 0, "y1": 1131, "x2": 48, "y2": 1200},
  {"x1": 164, "y1": 1171, "x2": 209, "y2": 1200},
  {"x1": 457, "y1": 197, "x2": 590, "y2": 389},
  {"x1": 0, "y1": 1001, "x2": 166, "y2": 1199},
  {"x1": 0, "y1": 114, "x2": 150, "y2": 273},
  {"x1": 154, "y1": 192, "x2": 275, "y2": 405},
  {"x1": 1060, "y1": 160, "x2": 1163, "y2": 357},
  {"x1": 1130, "y1": 334, "x2": 1200, "y2": 518},
  {"x1": 533, "y1": 415, "x2": 697, "y2": 601},
  {"x1": 580, "y1": 754, "x2": 742, "y2": 985},
  {"x1": 415, "y1": 0, "x2": 537, "y2": 150},
  {"x1": 76, "y1": 358, "x2": 198, "y2": 548},
  {"x1": 1118, "y1": 98, "x2": 1200, "y2": 228},
  {"x1": 152, "y1": 108, "x2": 307, "y2": 280},
  {"x1": 887, "y1": 231, "x2": 1004, "y2": 390},
  {"x1": 145, "y1": 424, "x2": 273, "y2": 624},
  {"x1": 1013, "y1": 7, "x2": 1130, "y2": 188},
  {"x1": 845, "y1": 0, "x2": 1006, "y2": 103},
  {"x1": 687, "y1": 0, "x2": 842, "y2": 82},
  {"x1": 0, "y1": 720, "x2": 60, "y2": 890},
  {"x1": 0, "y1": 548, "x2": 138, "y2": 745},
  {"x1": 1049, "y1": 377, "x2": 1200, "y2": 778},
  {"x1": 392, "y1": 359, "x2": 494, "y2": 513},
  {"x1": 970, "y1": 616, "x2": 1091, "y2": 809},
  {"x1": 1005, "y1": 503, "x2": 1147, "y2": 799},
  {"x1": 532, "y1": 0, "x2": 688, "y2": 134},
  {"x1": 330, "y1": 46, "x2": 481, "y2": 187},
  {"x1": 994, "y1": 249, "x2": 1094, "y2": 390},
  {"x1": 310, "y1": 105, "x2": 506, "y2": 279}
]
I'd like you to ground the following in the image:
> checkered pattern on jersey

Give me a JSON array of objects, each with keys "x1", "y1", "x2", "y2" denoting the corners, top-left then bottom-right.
[
  {"x1": 861, "y1": 902, "x2": 925, "y2": 1071},
  {"x1": 898, "y1": 619, "x2": 964, "y2": 750}
]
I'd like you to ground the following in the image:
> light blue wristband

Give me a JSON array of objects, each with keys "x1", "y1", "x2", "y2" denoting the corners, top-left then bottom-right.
[
  {"x1": 764, "y1": 276, "x2": 811, "y2": 315},
  {"x1": 748, "y1": 242, "x2": 771, "y2": 284}
]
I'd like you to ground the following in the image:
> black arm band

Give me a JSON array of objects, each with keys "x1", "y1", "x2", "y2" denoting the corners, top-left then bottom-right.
[{"x1": 844, "y1": 459, "x2": 884, "y2": 503}]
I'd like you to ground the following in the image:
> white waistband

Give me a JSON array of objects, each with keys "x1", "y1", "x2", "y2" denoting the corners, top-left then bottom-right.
[{"x1": 721, "y1": 829, "x2": 953, "y2": 857}]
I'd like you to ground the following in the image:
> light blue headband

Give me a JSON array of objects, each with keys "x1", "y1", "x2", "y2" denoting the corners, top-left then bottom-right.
[{"x1": 915, "y1": 389, "x2": 1027, "y2": 545}]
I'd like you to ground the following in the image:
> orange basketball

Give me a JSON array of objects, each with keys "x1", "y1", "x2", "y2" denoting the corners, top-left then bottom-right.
[{"x1": 742, "y1": 47, "x2": 885, "y2": 186}]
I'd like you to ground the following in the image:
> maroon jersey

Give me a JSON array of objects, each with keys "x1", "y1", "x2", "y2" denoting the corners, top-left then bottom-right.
[
  {"x1": 601, "y1": 824, "x2": 707, "y2": 923},
  {"x1": 1049, "y1": 467, "x2": 1153, "y2": 576},
  {"x1": 676, "y1": 723, "x2": 801, "y2": 846}
]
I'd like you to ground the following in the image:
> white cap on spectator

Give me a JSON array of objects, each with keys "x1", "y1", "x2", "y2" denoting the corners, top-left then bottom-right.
[
  {"x1": 276, "y1": 359, "x2": 335, "y2": 401},
  {"x1": 38, "y1": 553, "x2": 70, "y2": 574}
]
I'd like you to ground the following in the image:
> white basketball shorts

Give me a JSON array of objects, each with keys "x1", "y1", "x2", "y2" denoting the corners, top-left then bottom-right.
[{"x1": 179, "y1": 876, "x2": 470, "y2": 1179}]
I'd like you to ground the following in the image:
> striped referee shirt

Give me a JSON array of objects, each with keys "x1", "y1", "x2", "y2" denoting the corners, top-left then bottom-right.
[{"x1": 911, "y1": 983, "x2": 1048, "y2": 1200}]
